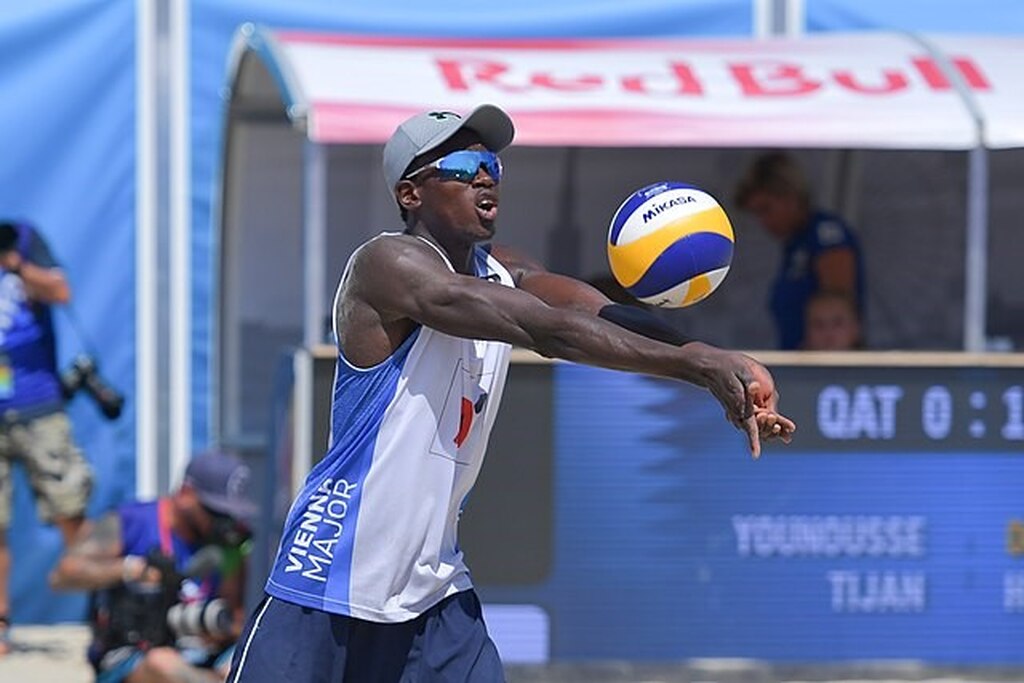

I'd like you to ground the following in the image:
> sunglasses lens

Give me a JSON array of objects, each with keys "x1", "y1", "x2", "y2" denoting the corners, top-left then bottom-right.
[{"x1": 435, "y1": 151, "x2": 502, "y2": 183}]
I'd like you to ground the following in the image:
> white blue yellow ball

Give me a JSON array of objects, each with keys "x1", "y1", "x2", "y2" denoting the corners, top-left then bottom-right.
[{"x1": 607, "y1": 181, "x2": 734, "y2": 308}]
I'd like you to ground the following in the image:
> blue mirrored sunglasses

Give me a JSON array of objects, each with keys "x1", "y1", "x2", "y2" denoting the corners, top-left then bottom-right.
[{"x1": 404, "y1": 150, "x2": 503, "y2": 183}]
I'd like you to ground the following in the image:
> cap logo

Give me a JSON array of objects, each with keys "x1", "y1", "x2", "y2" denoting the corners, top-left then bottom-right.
[
  {"x1": 227, "y1": 465, "x2": 250, "y2": 500},
  {"x1": 428, "y1": 111, "x2": 460, "y2": 121}
]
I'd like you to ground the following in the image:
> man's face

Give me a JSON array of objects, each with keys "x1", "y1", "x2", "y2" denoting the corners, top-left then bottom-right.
[
  {"x1": 744, "y1": 189, "x2": 804, "y2": 241},
  {"x1": 176, "y1": 488, "x2": 214, "y2": 543},
  {"x1": 401, "y1": 131, "x2": 501, "y2": 242},
  {"x1": 177, "y1": 487, "x2": 250, "y2": 547}
]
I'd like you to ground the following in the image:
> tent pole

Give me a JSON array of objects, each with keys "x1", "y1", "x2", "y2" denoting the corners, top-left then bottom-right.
[
  {"x1": 908, "y1": 33, "x2": 989, "y2": 352},
  {"x1": 135, "y1": 0, "x2": 159, "y2": 497},
  {"x1": 303, "y1": 141, "x2": 328, "y2": 348},
  {"x1": 964, "y1": 146, "x2": 989, "y2": 352},
  {"x1": 169, "y1": 0, "x2": 192, "y2": 480}
]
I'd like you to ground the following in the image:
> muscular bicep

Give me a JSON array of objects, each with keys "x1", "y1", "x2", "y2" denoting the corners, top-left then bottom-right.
[
  {"x1": 349, "y1": 238, "x2": 561, "y2": 350},
  {"x1": 515, "y1": 270, "x2": 611, "y2": 314},
  {"x1": 490, "y1": 244, "x2": 610, "y2": 314}
]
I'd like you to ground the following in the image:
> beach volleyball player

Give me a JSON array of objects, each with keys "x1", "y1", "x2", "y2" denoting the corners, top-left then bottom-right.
[{"x1": 228, "y1": 104, "x2": 795, "y2": 682}]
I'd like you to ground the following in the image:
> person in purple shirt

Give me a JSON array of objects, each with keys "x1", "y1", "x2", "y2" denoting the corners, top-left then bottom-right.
[
  {"x1": 734, "y1": 152, "x2": 865, "y2": 350},
  {"x1": 0, "y1": 219, "x2": 93, "y2": 655},
  {"x1": 50, "y1": 450, "x2": 256, "y2": 683}
]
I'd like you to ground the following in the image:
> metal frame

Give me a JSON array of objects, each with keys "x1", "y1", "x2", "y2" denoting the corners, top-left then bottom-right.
[
  {"x1": 170, "y1": 0, "x2": 192, "y2": 480},
  {"x1": 135, "y1": 0, "x2": 159, "y2": 497}
]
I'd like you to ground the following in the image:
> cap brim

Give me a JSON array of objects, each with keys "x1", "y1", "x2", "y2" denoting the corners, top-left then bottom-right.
[
  {"x1": 418, "y1": 104, "x2": 515, "y2": 160},
  {"x1": 200, "y1": 493, "x2": 258, "y2": 523}
]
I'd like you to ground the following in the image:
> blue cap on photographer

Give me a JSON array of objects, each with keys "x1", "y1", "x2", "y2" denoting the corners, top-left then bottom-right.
[{"x1": 183, "y1": 450, "x2": 257, "y2": 523}]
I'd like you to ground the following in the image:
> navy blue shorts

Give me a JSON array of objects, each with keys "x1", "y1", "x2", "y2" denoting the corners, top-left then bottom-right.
[{"x1": 226, "y1": 590, "x2": 505, "y2": 682}]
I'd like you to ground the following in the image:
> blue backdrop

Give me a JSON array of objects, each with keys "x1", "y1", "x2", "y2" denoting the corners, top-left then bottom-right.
[
  {"x1": 806, "y1": 0, "x2": 1024, "y2": 34},
  {"x1": 0, "y1": 0, "x2": 135, "y2": 623}
]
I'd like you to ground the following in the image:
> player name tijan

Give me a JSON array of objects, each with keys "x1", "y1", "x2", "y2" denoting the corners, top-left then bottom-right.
[
  {"x1": 284, "y1": 477, "x2": 358, "y2": 583},
  {"x1": 827, "y1": 570, "x2": 926, "y2": 613}
]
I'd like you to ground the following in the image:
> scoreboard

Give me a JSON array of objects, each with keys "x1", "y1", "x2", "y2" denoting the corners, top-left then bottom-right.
[{"x1": 459, "y1": 353, "x2": 1024, "y2": 662}]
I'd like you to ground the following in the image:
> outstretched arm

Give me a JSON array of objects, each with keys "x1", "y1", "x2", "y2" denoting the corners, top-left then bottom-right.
[
  {"x1": 351, "y1": 238, "x2": 792, "y2": 457},
  {"x1": 49, "y1": 513, "x2": 129, "y2": 591},
  {"x1": 493, "y1": 245, "x2": 795, "y2": 453}
]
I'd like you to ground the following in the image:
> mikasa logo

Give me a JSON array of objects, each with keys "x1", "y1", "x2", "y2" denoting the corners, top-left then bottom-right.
[{"x1": 642, "y1": 195, "x2": 695, "y2": 223}]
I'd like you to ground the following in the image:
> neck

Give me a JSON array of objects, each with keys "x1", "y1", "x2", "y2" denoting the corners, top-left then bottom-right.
[
  {"x1": 166, "y1": 498, "x2": 201, "y2": 545},
  {"x1": 407, "y1": 225, "x2": 476, "y2": 275}
]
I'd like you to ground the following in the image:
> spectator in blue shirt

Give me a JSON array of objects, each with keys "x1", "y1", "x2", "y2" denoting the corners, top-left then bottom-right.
[
  {"x1": 0, "y1": 220, "x2": 93, "y2": 655},
  {"x1": 734, "y1": 152, "x2": 865, "y2": 350}
]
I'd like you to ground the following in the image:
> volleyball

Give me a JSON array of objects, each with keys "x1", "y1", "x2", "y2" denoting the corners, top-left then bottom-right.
[{"x1": 606, "y1": 181, "x2": 735, "y2": 308}]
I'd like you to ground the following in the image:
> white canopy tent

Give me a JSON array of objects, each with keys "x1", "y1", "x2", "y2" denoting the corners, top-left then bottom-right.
[{"x1": 216, "y1": 25, "x2": 1024, "y2": 446}]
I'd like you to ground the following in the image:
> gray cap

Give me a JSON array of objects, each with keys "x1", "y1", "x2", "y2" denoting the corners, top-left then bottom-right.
[{"x1": 382, "y1": 104, "x2": 515, "y2": 189}]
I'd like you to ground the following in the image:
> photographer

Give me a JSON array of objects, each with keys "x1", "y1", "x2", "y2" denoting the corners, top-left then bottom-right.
[
  {"x1": 50, "y1": 450, "x2": 255, "y2": 683},
  {"x1": 0, "y1": 219, "x2": 94, "y2": 655}
]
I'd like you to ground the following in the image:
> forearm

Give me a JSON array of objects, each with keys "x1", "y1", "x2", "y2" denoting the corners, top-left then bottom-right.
[
  {"x1": 596, "y1": 303, "x2": 693, "y2": 346},
  {"x1": 17, "y1": 262, "x2": 70, "y2": 304},
  {"x1": 510, "y1": 263, "x2": 697, "y2": 348},
  {"x1": 526, "y1": 305, "x2": 716, "y2": 385},
  {"x1": 409, "y1": 280, "x2": 715, "y2": 386},
  {"x1": 49, "y1": 554, "x2": 132, "y2": 591}
]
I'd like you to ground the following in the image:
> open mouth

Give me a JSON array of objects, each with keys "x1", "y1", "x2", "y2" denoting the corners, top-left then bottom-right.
[{"x1": 476, "y1": 197, "x2": 498, "y2": 222}]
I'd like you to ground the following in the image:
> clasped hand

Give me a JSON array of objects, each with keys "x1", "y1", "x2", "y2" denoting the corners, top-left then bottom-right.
[{"x1": 698, "y1": 348, "x2": 796, "y2": 459}]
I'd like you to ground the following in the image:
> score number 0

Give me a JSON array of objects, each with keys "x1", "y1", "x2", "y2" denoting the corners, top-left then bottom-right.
[{"x1": 921, "y1": 385, "x2": 1024, "y2": 440}]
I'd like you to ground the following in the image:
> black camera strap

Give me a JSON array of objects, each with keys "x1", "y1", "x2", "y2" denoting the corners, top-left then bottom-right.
[{"x1": 57, "y1": 302, "x2": 102, "y2": 361}]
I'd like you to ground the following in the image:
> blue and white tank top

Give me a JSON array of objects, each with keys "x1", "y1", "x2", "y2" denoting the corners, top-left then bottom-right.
[{"x1": 266, "y1": 234, "x2": 514, "y2": 622}]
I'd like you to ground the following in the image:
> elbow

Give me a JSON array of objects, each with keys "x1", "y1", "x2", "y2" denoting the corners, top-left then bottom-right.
[
  {"x1": 52, "y1": 283, "x2": 71, "y2": 305},
  {"x1": 48, "y1": 558, "x2": 73, "y2": 590},
  {"x1": 49, "y1": 555, "x2": 83, "y2": 591}
]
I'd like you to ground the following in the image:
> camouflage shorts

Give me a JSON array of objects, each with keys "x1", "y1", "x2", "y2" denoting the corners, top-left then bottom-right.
[{"x1": 0, "y1": 412, "x2": 94, "y2": 528}]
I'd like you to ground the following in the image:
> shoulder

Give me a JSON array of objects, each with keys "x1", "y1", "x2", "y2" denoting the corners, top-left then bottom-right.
[
  {"x1": 338, "y1": 233, "x2": 458, "y2": 326},
  {"x1": 19, "y1": 224, "x2": 60, "y2": 267},
  {"x1": 809, "y1": 211, "x2": 857, "y2": 250},
  {"x1": 117, "y1": 500, "x2": 154, "y2": 531},
  {"x1": 350, "y1": 233, "x2": 448, "y2": 275},
  {"x1": 489, "y1": 244, "x2": 545, "y2": 285}
]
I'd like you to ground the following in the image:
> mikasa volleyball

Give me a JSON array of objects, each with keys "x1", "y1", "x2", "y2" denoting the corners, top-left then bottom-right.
[{"x1": 607, "y1": 181, "x2": 735, "y2": 308}]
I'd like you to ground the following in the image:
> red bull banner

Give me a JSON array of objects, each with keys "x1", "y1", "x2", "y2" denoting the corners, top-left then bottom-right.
[{"x1": 256, "y1": 31, "x2": 1024, "y2": 149}]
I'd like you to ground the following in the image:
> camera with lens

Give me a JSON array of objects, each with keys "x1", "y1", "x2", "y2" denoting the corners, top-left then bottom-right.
[
  {"x1": 91, "y1": 546, "x2": 228, "y2": 655},
  {"x1": 60, "y1": 354, "x2": 124, "y2": 420},
  {"x1": 166, "y1": 598, "x2": 233, "y2": 639}
]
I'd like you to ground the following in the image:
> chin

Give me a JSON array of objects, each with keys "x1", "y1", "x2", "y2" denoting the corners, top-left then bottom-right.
[{"x1": 471, "y1": 219, "x2": 496, "y2": 240}]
